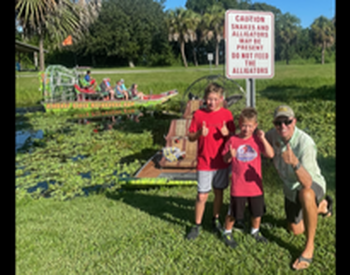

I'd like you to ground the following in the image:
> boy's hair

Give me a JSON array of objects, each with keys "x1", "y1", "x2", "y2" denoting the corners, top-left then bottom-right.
[
  {"x1": 86, "y1": 70, "x2": 91, "y2": 74},
  {"x1": 204, "y1": 82, "x2": 224, "y2": 98},
  {"x1": 240, "y1": 107, "x2": 258, "y2": 122}
]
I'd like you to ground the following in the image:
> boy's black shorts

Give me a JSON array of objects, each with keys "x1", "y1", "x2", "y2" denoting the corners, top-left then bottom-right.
[{"x1": 228, "y1": 195, "x2": 265, "y2": 220}]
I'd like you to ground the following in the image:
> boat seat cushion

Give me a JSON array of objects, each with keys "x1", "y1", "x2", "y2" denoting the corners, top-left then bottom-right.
[{"x1": 159, "y1": 118, "x2": 198, "y2": 168}]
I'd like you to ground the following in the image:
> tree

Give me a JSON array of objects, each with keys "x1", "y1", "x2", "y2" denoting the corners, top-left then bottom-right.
[
  {"x1": 186, "y1": 0, "x2": 244, "y2": 14},
  {"x1": 167, "y1": 8, "x2": 198, "y2": 68},
  {"x1": 186, "y1": 0, "x2": 217, "y2": 15},
  {"x1": 249, "y1": 2, "x2": 282, "y2": 19},
  {"x1": 235, "y1": 0, "x2": 251, "y2": 10},
  {"x1": 276, "y1": 12, "x2": 301, "y2": 65},
  {"x1": 310, "y1": 16, "x2": 335, "y2": 64},
  {"x1": 249, "y1": 2, "x2": 283, "y2": 61},
  {"x1": 188, "y1": 12, "x2": 202, "y2": 66},
  {"x1": 15, "y1": 0, "x2": 101, "y2": 71},
  {"x1": 73, "y1": 0, "x2": 168, "y2": 67},
  {"x1": 202, "y1": 4, "x2": 225, "y2": 67}
]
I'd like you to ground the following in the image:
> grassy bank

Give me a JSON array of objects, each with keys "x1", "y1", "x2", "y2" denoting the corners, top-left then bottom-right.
[
  {"x1": 15, "y1": 63, "x2": 334, "y2": 107},
  {"x1": 16, "y1": 184, "x2": 335, "y2": 274}
]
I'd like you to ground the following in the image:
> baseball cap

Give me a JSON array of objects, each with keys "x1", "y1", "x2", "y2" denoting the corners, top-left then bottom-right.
[
  {"x1": 120, "y1": 79, "x2": 124, "y2": 83},
  {"x1": 273, "y1": 105, "x2": 294, "y2": 120}
]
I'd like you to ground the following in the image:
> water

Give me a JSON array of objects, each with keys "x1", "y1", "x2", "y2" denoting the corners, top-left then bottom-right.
[
  {"x1": 15, "y1": 109, "x2": 172, "y2": 198},
  {"x1": 15, "y1": 109, "x2": 147, "y2": 151},
  {"x1": 15, "y1": 112, "x2": 139, "y2": 197},
  {"x1": 16, "y1": 129, "x2": 44, "y2": 152}
]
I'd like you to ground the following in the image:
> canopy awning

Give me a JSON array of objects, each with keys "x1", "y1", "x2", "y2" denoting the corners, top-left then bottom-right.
[{"x1": 15, "y1": 40, "x2": 49, "y2": 53}]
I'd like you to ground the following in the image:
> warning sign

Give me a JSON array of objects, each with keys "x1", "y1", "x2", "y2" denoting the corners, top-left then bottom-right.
[{"x1": 225, "y1": 10, "x2": 274, "y2": 79}]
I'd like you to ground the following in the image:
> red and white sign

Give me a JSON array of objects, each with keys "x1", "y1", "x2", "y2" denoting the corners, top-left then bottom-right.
[{"x1": 225, "y1": 10, "x2": 274, "y2": 79}]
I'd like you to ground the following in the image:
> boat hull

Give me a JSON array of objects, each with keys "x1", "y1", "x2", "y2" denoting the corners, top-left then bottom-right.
[
  {"x1": 119, "y1": 152, "x2": 198, "y2": 188},
  {"x1": 42, "y1": 90, "x2": 178, "y2": 113}
]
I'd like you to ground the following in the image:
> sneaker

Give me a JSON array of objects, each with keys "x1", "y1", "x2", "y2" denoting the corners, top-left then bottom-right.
[
  {"x1": 222, "y1": 232, "x2": 238, "y2": 248},
  {"x1": 251, "y1": 231, "x2": 268, "y2": 243},
  {"x1": 186, "y1": 225, "x2": 201, "y2": 240},
  {"x1": 233, "y1": 220, "x2": 246, "y2": 233},
  {"x1": 212, "y1": 218, "x2": 223, "y2": 234}
]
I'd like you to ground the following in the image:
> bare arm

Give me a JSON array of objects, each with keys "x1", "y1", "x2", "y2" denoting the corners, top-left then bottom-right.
[
  {"x1": 188, "y1": 130, "x2": 201, "y2": 142},
  {"x1": 223, "y1": 150, "x2": 232, "y2": 163},
  {"x1": 282, "y1": 144, "x2": 313, "y2": 189},
  {"x1": 256, "y1": 130, "x2": 274, "y2": 158},
  {"x1": 223, "y1": 143, "x2": 236, "y2": 163}
]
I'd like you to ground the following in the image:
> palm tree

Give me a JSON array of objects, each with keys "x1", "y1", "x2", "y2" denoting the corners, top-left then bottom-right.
[
  {"x1": 15, "y1": 0, "x2": 101, "y2": 71},
  {"x1": 310, "y1": 16, "x2": 335, "y2": 64},
  {"x1": 187, "y1": 11, "x2": 201, "y2": 67},
  {"x1": 276, "y1": 12, "x2": 301, "y2": 65},
  {"x1": 201, "y1": 4, "x2": 225, "y2": 67},
  {"x1": 167, "y1": 8, "x2": 198, "y2": 68}
]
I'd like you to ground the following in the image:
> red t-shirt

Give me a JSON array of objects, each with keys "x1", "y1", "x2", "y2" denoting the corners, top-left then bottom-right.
[
  {"x1": 189, "y1": 107, "x2": 235, "y2": 171},
  {"x1": 223, "y1": 134, "x2": 265, "y2": 197}
]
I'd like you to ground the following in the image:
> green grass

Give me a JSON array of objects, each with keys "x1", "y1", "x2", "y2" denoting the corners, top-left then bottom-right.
[
  {"x1": 15, "y1": 63, "x2": 335, "y2": 107},
  {"x1": 16, "y1": 63, "x2": 335, "y2": 274},
  {"x1": 16, "y1": 183, "x2": 335, "y2": 274}
]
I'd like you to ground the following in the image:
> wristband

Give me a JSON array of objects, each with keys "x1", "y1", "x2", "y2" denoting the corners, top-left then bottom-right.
[{"x1": 293, "y1": 162, "x2": 301, "y2": 171}]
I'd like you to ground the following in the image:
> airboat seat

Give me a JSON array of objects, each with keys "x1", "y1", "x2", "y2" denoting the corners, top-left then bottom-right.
[
  {"x1": 74, "y1": 84, "x2": 102, "y2": 101},
  {"x1": 158, "y1": 97, "x2": 235, "y2": 168},
  {"x1": 78, "y1": 75, "x2": 92, "y2": 89},
  {"x1": 182, "y1": 99, "x2": 204, "y2": 119},
  {"x1": 158, "y1": 118, "x2": 197, "y2": 168}
]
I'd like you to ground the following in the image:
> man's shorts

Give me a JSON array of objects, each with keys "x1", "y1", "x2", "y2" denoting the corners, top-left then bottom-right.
[
  {"x1": 228, "y1": 195, "x2": 265, "y2": 220},
  {"x1": 284, "y1": 181, "x2": 325, "y2": 224},
  {"x1": 197, "y1": 167, "x2": 230, "y2": 193}
]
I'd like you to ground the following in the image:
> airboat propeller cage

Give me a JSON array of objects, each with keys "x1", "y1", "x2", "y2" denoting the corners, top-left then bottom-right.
[
  {"x1": 181, "y1": 74, "x2": 246, "y2": 120},
  {"x1": 41, "y1": 65, "x2": 78, "y2": 102}
]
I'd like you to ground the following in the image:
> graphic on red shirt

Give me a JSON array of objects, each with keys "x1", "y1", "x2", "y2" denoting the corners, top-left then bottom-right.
[
  {"x1": 189, "y1": 108, "x2": 235, "y2": 171},
  {"x1": 223, "y1": 135, "x2": 265, "y2": 197},
  {"x1": 236, "y1": 145, "x2": 258, "y2": 162}
]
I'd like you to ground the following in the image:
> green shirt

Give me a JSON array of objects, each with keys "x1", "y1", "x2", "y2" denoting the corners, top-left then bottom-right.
[{"x1": 265, "y1": 126, "x2": 326, "y2": 202}]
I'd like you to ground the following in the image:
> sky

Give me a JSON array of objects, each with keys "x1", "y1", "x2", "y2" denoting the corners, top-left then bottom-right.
[{"x1": 162, "y1": 0, "x2": 335, "y2": 29}]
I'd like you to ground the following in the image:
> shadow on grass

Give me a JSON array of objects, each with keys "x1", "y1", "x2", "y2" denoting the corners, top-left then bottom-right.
[
  {"x1": 258, "y1": 84, "x2": 335, "y2": 102},
  {"x1": 105, "y1": 188, "x2": 305, "y2": 265},
  {"x1": 260, "y1": 214, "x2": 302, "y2": 265},
  {"x1": 16, "y1": 114, "x2": 33, "y2": 132},
  {"x1": 106, "y1": 190, "x2": 223, "y2": 236},
  {"x1": 317, "y1": 155, "x2": 335, "y2": 193}
]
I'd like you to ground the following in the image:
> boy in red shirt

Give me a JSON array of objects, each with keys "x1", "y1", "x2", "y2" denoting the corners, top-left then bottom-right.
[
  {"x1": 186, "y1": 82, "x2": 236, "y2": 240},
  {"x1": 221, "y1": 107, "x2": 274, "y2": 248}
]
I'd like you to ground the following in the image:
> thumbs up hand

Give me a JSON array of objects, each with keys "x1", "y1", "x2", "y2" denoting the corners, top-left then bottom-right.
[
  {"x1": 201, "y1": 121, "x2": 209, "y2": 137},
  {"x1": 220, "y1": 121, "x2": 229, "y2": 137},
  {"x1": 281, "y1": 143, "x2": 298, "y2": 166},
  {"x1": 229, "y1": 144, "x2": 237, "y2": 158}
]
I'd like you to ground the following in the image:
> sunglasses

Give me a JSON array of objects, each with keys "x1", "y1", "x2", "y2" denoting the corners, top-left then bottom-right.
[{"x1": 273, "y1": 119, "x2": 293, "y2": 127}]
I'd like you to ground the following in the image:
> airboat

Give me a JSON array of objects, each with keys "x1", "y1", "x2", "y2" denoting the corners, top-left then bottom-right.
[
  {"x1": 118, "y1": 74, "x2": 247, "y2": 187},
  {"x1": 40, "y1": 65, "x2": 178, "y2": 113}
]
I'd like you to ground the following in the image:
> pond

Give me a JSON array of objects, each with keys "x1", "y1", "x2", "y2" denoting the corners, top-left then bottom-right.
[
  {"x1": 16, "y1": 129, "x2": 44, "y2": 152},
  {"x1": 15, "y1": 108, "x2": 173, "y2": 199},
  {"x1": 15, "y1": 108, "x2": 147, "y2": 151}
]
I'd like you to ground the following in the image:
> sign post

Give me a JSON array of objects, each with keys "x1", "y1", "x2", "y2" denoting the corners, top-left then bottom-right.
[
  {"x1": 207, "y1": 53, "x2": 214, "y2": 72},
  {"x1": 225, "y1": 10, "x2": 274, "y2": 107}
]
